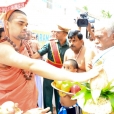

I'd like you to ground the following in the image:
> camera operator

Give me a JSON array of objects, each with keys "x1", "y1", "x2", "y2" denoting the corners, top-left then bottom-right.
[
  {"x1": 77, "y1": 12, "x2": 95, "y2": 27},
  {"x1": 86, "y1": 23, "x2": 95, "y2": 41}
]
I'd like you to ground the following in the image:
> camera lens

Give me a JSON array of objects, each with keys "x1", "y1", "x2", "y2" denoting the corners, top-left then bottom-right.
[
  {"x1": 81, "y1": 20, "x2": 86, "y2": 24},
  {"x1": 77, "y1": 19, "x2": 88, "y2": 27}
]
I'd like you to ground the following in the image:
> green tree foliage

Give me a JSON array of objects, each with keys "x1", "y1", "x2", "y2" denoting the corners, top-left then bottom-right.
[
  {"x1": 101, "y1": 10, "x2": 112, "y2": 18},
  {"x1": 83, "y1": 6, "x2": 88, "y2": 12},
  {"x1": 82, "y1": 6, "x2": 112, "y2": 19}
]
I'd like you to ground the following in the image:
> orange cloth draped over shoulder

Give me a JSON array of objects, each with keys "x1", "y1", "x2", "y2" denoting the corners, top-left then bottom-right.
[
  {"x1": 47, "y1": 40, "x2": 62, "y2": 68},
  {"x1": 0, "y1": 10, "x2": 38, "y2": 112}
]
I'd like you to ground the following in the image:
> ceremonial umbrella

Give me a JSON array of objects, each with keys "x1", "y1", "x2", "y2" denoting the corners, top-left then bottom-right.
[{"x1": 0, "y1": 0, "x2": 29, "y2": 13}]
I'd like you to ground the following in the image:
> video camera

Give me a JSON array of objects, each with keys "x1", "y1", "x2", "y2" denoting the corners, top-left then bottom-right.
[{"x1": 77, "y1": 12, "x2": 95, "y2": 27}]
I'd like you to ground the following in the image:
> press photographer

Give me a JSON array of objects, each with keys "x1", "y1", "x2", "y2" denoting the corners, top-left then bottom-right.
[{"x1": 77, "y1": 12, "x2": 95, "y2": 27}]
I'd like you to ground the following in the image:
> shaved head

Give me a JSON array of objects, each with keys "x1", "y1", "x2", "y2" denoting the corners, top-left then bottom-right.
[
  {"x1": 65, "y1": 59, "x2": 78, "y2": 69},
  {"x1": 8, "y1": 10, "x2": 26, "y2": 22},
  {"x1": 5, "y1": 9, "x2": 28, "y2": 40}
]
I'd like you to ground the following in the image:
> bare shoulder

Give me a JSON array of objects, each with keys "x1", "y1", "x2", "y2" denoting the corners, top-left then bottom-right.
[
  {"x1": 0, "y1": 42, "x2": 33, "y2": 69},
  {"x1": 85, "y1": 47, "x2": 95, "y2": 56},
  {"x1": 65, "y1": 48, "x2": 74, "y2": 54},
  {"x1": 0, "y1": 43, "x2": 16, "y2": 63},
  {"x1": 0, "y1": 43, "x2": 15, "y2": 56},
  {"x1": 84, "y1": 47, "x2": 96, "y2": 62},
  {"x1": 64, "y1": 48, "x2": 75, "y2": 61}
]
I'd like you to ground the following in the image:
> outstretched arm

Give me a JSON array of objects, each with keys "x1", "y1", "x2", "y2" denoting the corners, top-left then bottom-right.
[{"x1": 0, "y1": 43, "x2": 102, "y2": 82}]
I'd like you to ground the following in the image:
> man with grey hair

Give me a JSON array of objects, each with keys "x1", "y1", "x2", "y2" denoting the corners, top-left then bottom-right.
[
  {"x1": 86, "y1": 18, "x2": 114, "y2": 113},
  {"x1": 92, "y1": 18, "x2": 114, "y2": 79}
]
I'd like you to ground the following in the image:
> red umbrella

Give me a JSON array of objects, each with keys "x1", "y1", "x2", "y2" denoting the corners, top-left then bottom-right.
[{"x1": 0, "y1": 0, "x2": 29, "y2": 13}]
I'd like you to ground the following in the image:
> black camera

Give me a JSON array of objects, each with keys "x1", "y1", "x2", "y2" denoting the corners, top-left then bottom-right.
[{"x1": 77, "y1": 12, "x2": 95, "y2": 27}]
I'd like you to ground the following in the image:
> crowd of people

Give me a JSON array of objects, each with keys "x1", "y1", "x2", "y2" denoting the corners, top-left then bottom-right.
[{"x1": 0, "y1": 8, "x2": 114, "y2": 114}]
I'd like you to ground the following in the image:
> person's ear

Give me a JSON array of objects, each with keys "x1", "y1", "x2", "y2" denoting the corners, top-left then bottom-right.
[
  {"x1": 81, "y1": 39, "x2": 84, "y2": 45},
  {"x1": 112, "y1": 33, "x2": 114, "y2": 40},
  {"x1": 111, "y1": 33, "x2": 114, "y2": 44},
  {"x1": 4, "y1": 20, "x2": 9, "y2": 29},
  {"x1": 111, "y1": 33, "x2": 114, "y2": 41}
]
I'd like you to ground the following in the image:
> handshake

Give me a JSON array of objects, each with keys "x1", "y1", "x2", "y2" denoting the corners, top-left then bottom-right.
[{"x1": 0, "y1": 101, "x2": 51, "y2": 114}]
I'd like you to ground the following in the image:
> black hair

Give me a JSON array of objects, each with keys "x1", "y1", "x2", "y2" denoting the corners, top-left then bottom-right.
[
  {"x1": 68, "y1": 30, "x2": 83, "y2": 40},
  {"x1": 66, "y1": 59, "x2": 78, "y2": 69},
  {"x1": 0, "y1": 27, "x2": 4, "y2": 39},
  {"x1": 8, "y1": 10, "x2": 26, "y2": 22}
]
